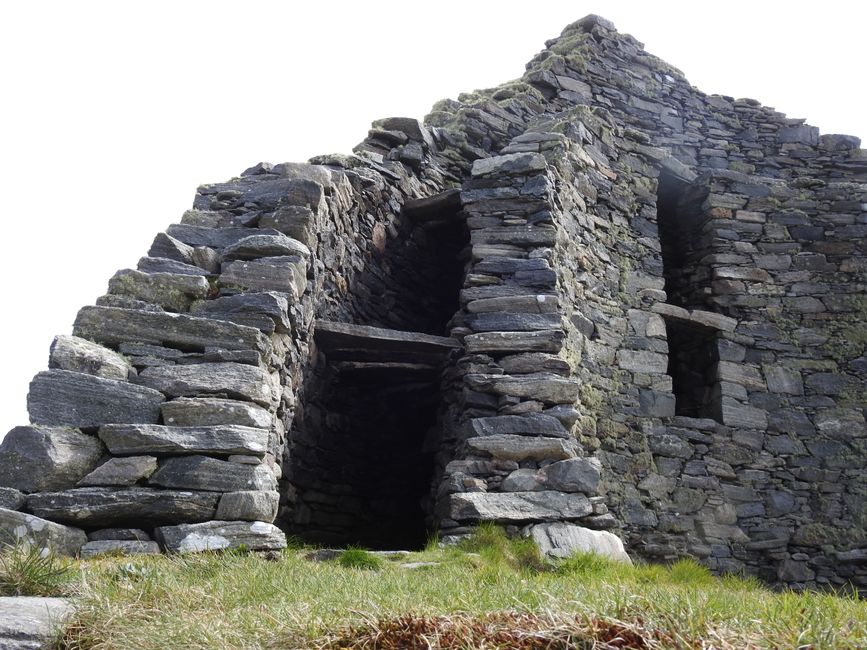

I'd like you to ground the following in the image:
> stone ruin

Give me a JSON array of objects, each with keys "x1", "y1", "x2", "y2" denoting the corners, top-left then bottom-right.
[{"x1": 0, "y1": 15, "x2": 864, "y2": 590}]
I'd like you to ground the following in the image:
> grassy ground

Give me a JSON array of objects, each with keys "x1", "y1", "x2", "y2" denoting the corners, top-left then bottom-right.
[{"x1": 3, "y1": 527, "x2": 865, "y2": 649}]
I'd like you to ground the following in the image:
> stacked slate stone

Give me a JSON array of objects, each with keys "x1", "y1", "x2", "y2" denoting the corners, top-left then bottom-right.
[{"x1": 0, "y1": 13, "x2": 864, "y2": 589}]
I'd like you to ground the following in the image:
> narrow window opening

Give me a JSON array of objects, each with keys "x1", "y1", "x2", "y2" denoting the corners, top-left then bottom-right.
[{"x1": 663, "y1": 318, "x2": 723, "y2": 421}]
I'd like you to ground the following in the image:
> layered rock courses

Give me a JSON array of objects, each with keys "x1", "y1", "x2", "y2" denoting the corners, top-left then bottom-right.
[{"x1": 0, "y1": 15, "x2": 864, "y2": 590}]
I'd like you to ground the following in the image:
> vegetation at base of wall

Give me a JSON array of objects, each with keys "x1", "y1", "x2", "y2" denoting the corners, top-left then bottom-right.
[
  {"x1": 0, "y1": 543, "x2": 73, "y2": 597},
  {"x1": 57, "y1": 530, "x2": 866, "y2": 649}
]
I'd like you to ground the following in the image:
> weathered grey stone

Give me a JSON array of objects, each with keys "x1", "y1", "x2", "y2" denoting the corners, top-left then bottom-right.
[
  {"x1": 148, "y1": 456, "x2": 277, "y2": 492},
  {"x1": 80, "y1": 540, "x2": 162, "y2": 558},
  {"x1": 136, "y1": 363, "x2": 274, "y2": 406},
  {"x1": 499, "y1": 353, "x2": 571, "y2": 377},
  {"x1": 191, "y1": 292, "x2": 292, "y2": 333},
  {"x1": 542, "y1": 458, "x2": 601, "y2": 494},
  {"x1": 108, "y1": 269, "x2": 209, "y2": 312},
  {"x1": 161, "y1": 397, "x2": 272, "y2": 429},
  {"x1": 721, "y1": 399, "x2": 769, "y2": 429},
  {"x1": 0, "y1": 508, "x2": 86, "y2": 556},
  {"x1": 73, "y1": 306, "x2": 269, "y2": 354},
  {"x1": 49, "y1": 335, "x2": 130, "y2": 380},
  {"x1": 259, "y1": 206, "x2": 316, "y2": 248},
  {"x1": 763, "y1": 365, "x2": 804, "y2": 395},
  {"x1": 155, "y1": 520, "x2": 286, "y2": 553},
  {"x1": 648, "y1": 433, "x2": 693, "y2": 459},
  {"x1": 527, "y1": 522, "x2": 631, "y2": 562},
  {"x1": 465, "y1": 435, "x2": 578, "y2": 462},
  {"x1": 27, "y1": 370, "x2": 165, "y2": 428},
  {"x1": 616, "y1": 350, "x2": 668, "y2": 374},
  {"x1": 99, "y1": 424, "x2": 269, "y2": 457},
  {"x1": 87, "y1": 528, "x2": 151, "y2": 542},
  {"x1": 0, "y1": 487, "x2": 25, "y2": 511},
  {"x1": 0, "y1": 597, "x2": 75, "y2": 650},
  {"x1": 466, "y1": 294, "x2": 559, "y2": 314},
  {"x1": 448, "y1": 491, "x2": 591, "y2": 522},
  {"x1": 501, "y1": 469, "x2": 545, "y2": 492},
  {"x1": 220, "y1": 257, "x2": 307, "y2": 297},
  {"x1": 26, "y1": 488, "x2": 219, "y2": 527},
  {"x1": 0, "y1": 426, "x2": 104, "y2": 493},
  {"x1": 464, "y1": 330, "x2": 564, "y2": 354},
  {"x1": 470, "y1": 374, "x2": 579, "y2": 404},
  {"x1": 777, "y1": 558, "x2": 815, "y2": 582},
  {"x1": 223, "y1": 233, "x2": 310, "y2": 260},
  {"x1": 471, "y1": 153, "x2": 547, "y2": 177},
  {"x1": 148, "y1": 232, "x2": 195, "y2": 264},
  {"x1": 77, "y1": 456, "x2": 158, "y2": 487},
  {"x1": 166, "y1": 224, "x2": 282, "y2": 249},
  {"x1": 216, "y1": 491, "x2": 279, "y2": 522},
  {"x1": 138, "y1": 255, "x2": 217, "y2": 278},
  {"x1": 468, "y1": 413, "x2": 569, "y2": 439},
  {"x1": 466, "y1": 312, "x2": 561, "y2": 332}
]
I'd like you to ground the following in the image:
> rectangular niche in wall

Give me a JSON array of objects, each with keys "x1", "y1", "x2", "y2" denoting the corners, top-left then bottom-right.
[{"x1": 663, "y1": 317, "x2": 723, "y2": 422}]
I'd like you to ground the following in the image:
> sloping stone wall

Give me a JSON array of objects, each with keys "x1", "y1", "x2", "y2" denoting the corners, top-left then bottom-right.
[{"x1": 0, "y1": 14, "x2": 864, "y2": 589}]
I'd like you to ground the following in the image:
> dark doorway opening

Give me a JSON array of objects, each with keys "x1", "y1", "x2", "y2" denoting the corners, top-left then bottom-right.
[
  {"x1": 286, "y1": 191, "x2": 467, "y2": 549},
  {"x1": 664, "y1": 318, "x2": 722, "y2": 421}
]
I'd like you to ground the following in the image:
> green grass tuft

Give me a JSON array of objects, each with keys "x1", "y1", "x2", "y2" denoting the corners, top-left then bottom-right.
[
  {"x1": 336, "y1": 547, "x2": 383, "y2": 571},
  {"x1": 0, "y1": 543, "x2": 73, "y2": 597}
]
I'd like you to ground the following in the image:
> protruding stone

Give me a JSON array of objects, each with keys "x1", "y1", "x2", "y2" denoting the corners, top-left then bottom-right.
[
  {"x1": 77, "y1": 456, "x2": 158, "y2": 487},
  {"x1": 148, "y1": 456, "x2": 277, "y2": 492},
  {"x1": 216, "y1": 491, "x2": 279, "y2": 522},
  {"x1": 49, "y1": 335, "x2": 130, "y2": 380},
  {"x1": 223, "y1": 233, "x2": 310, "y2": 261},
  {"x1": 191, "y1": 292, "x2": 292, "y2": 333},
  {"x1": 148, "y1": 232, "x2": 195, "y2": 264},
  {"x1": 27, "y1": 370, "x2": 165, "y2": 428},
  {"x1": 468, "y1": 414, "x2": 569, "y2": 439},
  {"x1": 136, "y1": 363, "x2": 274, "y2": 407},
  {"x1": 542, "y1": 458, "x2": 602, "y2": 494},
  {"x1": 99, "y1": 423, "x2": 268, "y2": 457},
  {"x1": 464, "y1": 330, "x2": 564, "y2": 354},
  {"x1": 161, "y1": 398, "x2": 273, "y2": 429},
  {"x1": 0, "y1": 426, "x2": 104, "y2": 493},
  {"x1": 448, "y1": 491, "x2": 592, "y2": 522},
  {"x1": 0, "y1": 508, "x2": 86, "y2": 556},
  {"x1": 220, "y1": 257, "x2": 307, "y2": 297},
  {"x1": 465, "y1": 435, "x2": 578, "y2": 462},
  {"x1": 26, "y1": 488, "x2": 219, "y2": 527},
  {"x1": 527, "y1": 522, "x2": 631, "y2": 562},
  {"x1": 155, "y1": 520, "x2": 286, "y2": 553},
  {"x1": 108, "y1": 269, "x2": 209, "y2": 312},
  {"x1": 73, "y1": 306, "x2": 269, "y2": 354},
  {"x1": 471, "y1": 153, "x2": 547, "y2": 177}
]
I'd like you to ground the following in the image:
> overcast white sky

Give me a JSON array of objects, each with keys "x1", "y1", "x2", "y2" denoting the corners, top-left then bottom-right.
[{"x1": 0, "y1": 1, "x2": 864, "y2": 440}]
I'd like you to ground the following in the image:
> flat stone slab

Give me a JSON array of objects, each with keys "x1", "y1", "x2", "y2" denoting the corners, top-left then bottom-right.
[
  {"x1": 108, "y1": 269, "x2": 209, "y2": 312},
  {"x1": 314, "y1": 321, "x2": 460, "y2": 364},
  {"x1": 464, "y1": 330, "x2": 564, "y2": 354},
  {"x1": 155, "y1": 520, "x2": 286, "y2": 553},
  {"x1": 466, "y1": 434, "x2": 578, "y2": 462},
  {"x1": 136, "y1": 363, "x2": 274, "y2": 407},
  {"x1": 73, "y1": 306, "x2": 269, "y2": 354},
  {"x1": 148, "y1": 456, "x2": 276, "y2": 493},
  {"x1": 0, "y1": 426, "x2": 104, "y2": 493},
  {"x1": 160, "y1": 397, "x2": 272, "y2": 428},
  {"x1": 27, "y1": 371, "x2": 165, "y2": 429},
  {"x1": 0, "y1": 508, "x2": 86, "y2": 557},
  {"x1": 191, "y1": 292, "x2": 292, "y2": 334},
  {"x1": 26, "y1": 488, "x2": 219, "y2": 528},
  {"x1": 0, "y1": 597, "x2": 74, "y2": 650},
  {"x1": 99, "y1": 424, "x2": 269, "y2": 457},
  {"x1": 448, "y1": 491, "x2": 592, "y2": 523}
]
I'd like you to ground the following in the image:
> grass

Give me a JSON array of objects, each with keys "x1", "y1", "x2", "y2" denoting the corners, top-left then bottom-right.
[
  {"x1": 0, "y1": 543, "x2": 74, "y2": 597},
  {"x1": 33, "y1": 527, "x2": 864, "y2": 649}
]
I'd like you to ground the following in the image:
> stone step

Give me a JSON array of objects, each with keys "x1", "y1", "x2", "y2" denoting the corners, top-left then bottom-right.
[{"x1": 314, "y1": 321, "x2": 460, "y2": 364}]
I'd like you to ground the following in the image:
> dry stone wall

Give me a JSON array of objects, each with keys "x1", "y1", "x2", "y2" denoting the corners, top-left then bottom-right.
[{"x1": 0, "y1": 14, "x2": 864, "y2": 590}]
